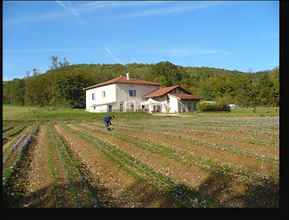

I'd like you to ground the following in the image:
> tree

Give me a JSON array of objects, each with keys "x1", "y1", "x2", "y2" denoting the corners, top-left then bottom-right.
[
  {"x1": 3, "y1": 61, "x2": 279, "y2": 108},
  {"x1": 56, "y1": 74, "x2": 90, "y2": 108},
  {"x1": 271, "y1": 67, "x2": 279, "y2": 106},
  {"x1": 151, "y1": 61, "x2": 183, "y2": 86},
  {"x1": 63, "y1": 57, "x2": 70, "y2": 66},
  {"x1": 248, "y1": 79, "x2": 259, "y2": 112},
  {"x1": 25, "y1": 71, "x2": 31, "y2": 78},
  {"x1": 58, "y1": 57, "x2": 70, "y2": 68},
  {"x1": 32, "y1": 68, "x2": 40, "y2": 76},
  {"x1": 3, "y1": 79, "x2": 25, "y2": 105},
  {"x1": 51, "y1": 56, "x2": 59, "y2": 69}
]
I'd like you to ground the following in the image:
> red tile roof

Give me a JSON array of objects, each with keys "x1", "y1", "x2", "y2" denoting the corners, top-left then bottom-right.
[
  {"x1": 172, "y1": 93, "x2": 201, "y2": 100},
  {"x1": 144, "y1": 85, "x2": 179, "y2": 98},
  {"x1": 84, "y1": 76, "x2": 160, "y2": 90}
]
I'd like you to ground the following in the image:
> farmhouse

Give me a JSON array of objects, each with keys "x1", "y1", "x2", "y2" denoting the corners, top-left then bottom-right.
[{"x1": 84, "y1": 73, "x2": 200, "y2": 113}]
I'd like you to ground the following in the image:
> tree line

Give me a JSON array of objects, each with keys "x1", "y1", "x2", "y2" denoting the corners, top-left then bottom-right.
[{"x1": 3, "y1": 57, "x2": 279, "y2": 108}]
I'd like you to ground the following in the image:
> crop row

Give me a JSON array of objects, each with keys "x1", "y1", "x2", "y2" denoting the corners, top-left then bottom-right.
[
  {"x1": 86, "y1": 125, "x2": 271, "y2": 176},
  {"x1": 2, "y1": 124, "x2": 39, "y2": 207},
  {"x1": 115, "y1": 121, "x2": 278, "y2": 146},
  {"x1": 3, "y1": 126, "x2": 30, "y2": 164},
  {"x1": 118, "y1": 118, "x2": 278, "y2": 136},
  {"x1": 114, "y1": 122, "x2": 278, "y2": 157},
  {"x1": 81, "y1": 124, "x2": 278, "y2": 184},
  {"x1": 154, "y1": 130, "x2": 277, "y2": 162},
  {"x1": 2, "y1": 125, "x2": 28, "y2": 145},
  {"x1": 46, "y1": 124, "x2": 104, "y2": 208},
  {"x1": 61, "y1": 123, "x2": 218, "y2": 208}
]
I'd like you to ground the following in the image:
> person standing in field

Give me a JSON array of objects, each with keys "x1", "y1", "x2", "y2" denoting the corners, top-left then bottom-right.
[{"x1": 103, "y1": 114, "x2": 113, "y2": 130}]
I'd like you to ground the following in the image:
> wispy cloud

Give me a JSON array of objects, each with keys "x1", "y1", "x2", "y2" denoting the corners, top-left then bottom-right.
[
  {"x1": 81, "y1": 1, "x2": 167, "y2": 8},
  {"x1": 120, "y1": 1, "x2": 224, "y2": 18},
  {"x1": 4, "y1": 48, "x2": 92, "y2": 53},
  {"x1": 153, "y1": 48, "x2": 232, "y2": 57},
  {"x1": 55, "y1": 1, "x2": 84, "y2": 24},
  {"x1": 6, "y1": 1, "x2": 226, "y2": 25},
  {"x1": 104, "y1": 48, "x2": 123, "y2": 64}
]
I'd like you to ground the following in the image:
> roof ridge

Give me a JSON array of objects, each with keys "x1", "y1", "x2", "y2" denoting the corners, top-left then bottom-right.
[
  {"x1": 83, "y1": 75, "x2": 160, "y2": 90},
  {"x1": 144, "y1": 85, "x2": 180, "y2": 98}
]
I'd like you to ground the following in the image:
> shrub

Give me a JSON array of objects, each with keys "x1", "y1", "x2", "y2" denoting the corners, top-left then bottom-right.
[{"x1": 197, "y1": 101, "x2": 230, "y2": 112}]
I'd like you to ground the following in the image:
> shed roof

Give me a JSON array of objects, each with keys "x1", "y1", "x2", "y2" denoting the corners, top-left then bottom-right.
[
  {"x1": 171, "y1": 93, "x2": 201, "y2": 100},
  {"x1": 144, "y1": 85, "x2": 180, "y2": 98}
]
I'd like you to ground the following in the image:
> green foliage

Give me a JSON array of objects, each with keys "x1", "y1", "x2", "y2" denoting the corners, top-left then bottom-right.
[
  {"x1": 197, "y1": 101, "x2": 229, "y2": 112},
  {"x1": 151, "y1": 61, "x2": 183, "y2": 86},
  {"x1": 56, "y1": 74, "x2": 90, "y2": 108},
  {"x1": 3, "y1": 61, "x2": 279, "y2": 108},
  {"x1": 3, "y1": 79, "x2": 25, "y2": 105}
]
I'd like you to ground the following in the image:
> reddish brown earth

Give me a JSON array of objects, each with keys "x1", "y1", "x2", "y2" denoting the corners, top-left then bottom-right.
[
  {"x1": 55, "y1": 123, "x2": 149, "y2": 207},
  {"x1": 112, "y1": 123, "x2": 278, "y2": 159},
  {"x1": 24, "y1": 126, "x2": 56, "y2": 208},
  {"x1": 70, "y1": 124, "x2": 255, "y2": 207},
  {"x1": 85, "y1": 123, "x2": 277, "y2": 178},
  {"x1": 73, "y1": 123, "x2": 212, "y2": 188}
]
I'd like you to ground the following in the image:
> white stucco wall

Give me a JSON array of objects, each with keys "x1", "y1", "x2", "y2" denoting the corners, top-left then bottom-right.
[
  {"x1": 143, "y1": 95, "x2": 198, "y2": 113},
  {"x1": 168, "y1": 95, "x2": 198, "y2": 113},
  {"x1": 86, "y1": 83, "x2": 159, "y2": 112},
  {"x1": 85, "y1": 84, "x2": 117, "y2": 112},
  {"x1": 85, "y1": 82, "x2": 198, "y2": 113},
  {"x1": 168, "y1": 95, "x2": 179, "y2": 113},
  {"x1": 115, "y1": 84, "x2": 159, "y2": 111},
  {"x1": 151, "y1": 96, "x2": 169, "y2": 113}
]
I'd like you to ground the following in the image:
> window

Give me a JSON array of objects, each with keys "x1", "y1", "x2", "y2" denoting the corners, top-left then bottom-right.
[
  {"x1": 129, "y1": 89, "x2": 136, "y2": 97},
  {"x1": 188, "y1": 102, "x2": 192, "y2": 111},
  {"x1": 92, "y1": 93, "x2": 95, "y2": 100},
  {"x1": 102, "y1": 91, "x2": 106, "y2": 98}
]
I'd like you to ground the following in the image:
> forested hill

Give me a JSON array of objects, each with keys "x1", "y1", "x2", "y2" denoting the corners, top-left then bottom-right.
[{"x1": 3, "y1": 61, "x2": 279, "y2": 108}]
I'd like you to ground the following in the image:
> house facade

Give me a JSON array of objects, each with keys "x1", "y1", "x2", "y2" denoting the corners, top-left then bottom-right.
[{"x1": 84, "y1": 74, "x2": 200, "y2": 113}]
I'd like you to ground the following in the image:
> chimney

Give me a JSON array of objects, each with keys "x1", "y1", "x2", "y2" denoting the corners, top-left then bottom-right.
[{"x1": 126, "y1": 73, "x2": 130, "y2": 80}]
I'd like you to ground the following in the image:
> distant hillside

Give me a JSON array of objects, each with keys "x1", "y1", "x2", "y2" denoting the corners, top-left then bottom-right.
[{"x1": 3, "y1": 61, "x2": 279, "y2": 108}]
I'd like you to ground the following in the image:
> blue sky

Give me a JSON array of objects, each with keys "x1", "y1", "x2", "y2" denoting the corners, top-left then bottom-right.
[{"x1": 3, "y1": 1, "x2": 279, "y2": 80}]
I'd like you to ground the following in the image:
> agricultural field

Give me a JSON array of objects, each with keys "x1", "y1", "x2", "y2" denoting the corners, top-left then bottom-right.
[{"x1": 2, "y1": 105, "x2": 279, "y2": 208}]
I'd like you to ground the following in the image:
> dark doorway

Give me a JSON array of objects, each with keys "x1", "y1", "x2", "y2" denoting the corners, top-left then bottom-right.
[
  {"x1": 108, "y1": 105, "x2": 112, "y2": 112},
  {"x1": 120, "y1": 103, "x2": 123, "y2": 112},
  {"x1": 130, "y1": 104, "x2": 134, "y2": 112}
]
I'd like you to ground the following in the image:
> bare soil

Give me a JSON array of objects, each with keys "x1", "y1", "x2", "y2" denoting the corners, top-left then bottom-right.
[{"x1": 99, "y1": 124, "x2": 277, "y2": 177}]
